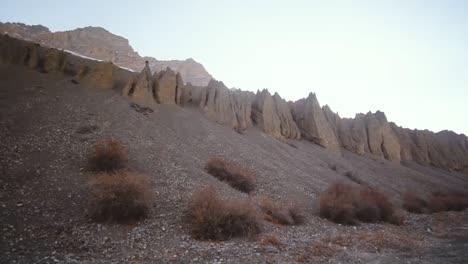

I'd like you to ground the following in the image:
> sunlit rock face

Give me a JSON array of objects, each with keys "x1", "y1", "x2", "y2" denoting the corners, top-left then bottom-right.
[
  {"x1": 0, "y1": 22, "x2": 213, "y2": 86},
  {"x1": 1, "y1": 33, "x2": 468, "y2": 174}
]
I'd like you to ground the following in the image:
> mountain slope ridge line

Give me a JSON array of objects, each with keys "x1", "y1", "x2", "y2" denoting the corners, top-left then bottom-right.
[
  {"x1": 1, "y1": 32, "x2": 467, "y2": 175},
  {"x1": 0, "y1": 22, "x2": 213, "y2": 86}
]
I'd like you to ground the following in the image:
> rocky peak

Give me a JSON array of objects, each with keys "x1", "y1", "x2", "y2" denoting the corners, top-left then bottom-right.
[
  {"x1": 0, "y1": 21, "x2": 213, "y2": 86},
  {"x1": 291, "y1": 93, "x2": 341, "y2": 152}
]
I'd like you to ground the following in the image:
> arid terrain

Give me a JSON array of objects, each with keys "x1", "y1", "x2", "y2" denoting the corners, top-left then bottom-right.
[{"x1": 1, "y1": 31, "x2": 468, "y2": 264}]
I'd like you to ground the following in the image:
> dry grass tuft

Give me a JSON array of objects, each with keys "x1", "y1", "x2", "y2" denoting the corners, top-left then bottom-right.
[
  {"x1": 259, "y1": 197, "x2": 305, "y2": 225},
  {"x1": 319, "y1": 182, "x2": 402, "y2": 225},
  {"x1": 319, "y1": 183, "x2": 357, "y2": 225},
  {"x1": 88, "y1": 170, "x2": 151, "y2": 223},
  {"x1": 186, "y1": 186, "x2": 261, "y2": 240},
  {"x1": 88, "y1": 138, "x2": 128, "y2": 172},
  {"x1": 402, "y1": 190, "x2": 468, "y2": 214},
  {"x1": 428, "y1": 191, "x2": 468, "y2": 213},
  {"x1": 309, "y1": 241, "x2": 340, "y2": 257},
  {"x1": 204, "y1": 157, "x2": 256, "y2": 193},
  {"x1": 259, "y1": 234, "x2": 282, "y2": 249},
  {"x1": 403, "y1": 191, "x2": 428, "y2": 214}
]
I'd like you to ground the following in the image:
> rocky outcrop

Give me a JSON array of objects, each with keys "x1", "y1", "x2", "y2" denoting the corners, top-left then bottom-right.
[
  {"x1": 338, "y1": 115, "x2": 368, "y2": 155},
  {"x1": 0, "y1": 22, "x2": 213, "y2": 86},
  {"x1": 251, "y1": 90, "x2": 300, "y2": 139},
  {"x1": 123, "y1": 62, "x2": 155, "y2": 107},
  {"x1": 197, "y1": 80, "x2": 253, "y2": 130},
  {"x1": 2, "y1": 33, "x2": 468, "y2": 174},
  {"x1": 0, "y1": 34, "x2": 117, "y2": 89},
  {"x1": 152, "y1": 58, "x2": 213, "y2": 87},
  {"x1": 337, "y1": 112, "x2": 401, "y2": 160},
  {"x1": 291, "y1": 93, "x2": 341, "y2": 152},
  {"x1": 391, "y1": 126, "x2": 468, "y2": 173},
  {"x1": 123, "y1": 64, "x2": 192, "y2": 106},
  {"x1": 176, "y1": 76, "x2": 192, "y2": 106},
  {"x1": 154, "y1": 68, "x2": 178, "y2": 105}
]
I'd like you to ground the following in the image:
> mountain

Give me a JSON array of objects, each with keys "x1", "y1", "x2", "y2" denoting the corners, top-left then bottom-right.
[
  {"x1": 1, "y1": 30, "x2": 468, "y2": 264},
  {"x1": 0, "y1": 22, "x2": 213, "y2": 86},
  {"x1": 1, "y1": 33, "x2": 467, "y2": 175}
]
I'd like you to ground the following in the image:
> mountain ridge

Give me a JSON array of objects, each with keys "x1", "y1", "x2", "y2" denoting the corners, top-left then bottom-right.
[
  {"x1": 0, "y1": 22, "x2": 213, "y2": 86},
  {"x1": 1, "y1": 28, "x2": 467, "y2": 175}
]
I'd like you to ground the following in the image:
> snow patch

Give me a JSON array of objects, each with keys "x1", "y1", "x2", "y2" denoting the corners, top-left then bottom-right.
[
  {"x1": 63, "y1": 49, "x2": 102, "y2": 62},
  {"x1": 118, "y1": 66, "x2": 137, "y2": 72},
  {"x1": 62, "y1": 49, "x2": 136, "y2": 72}
]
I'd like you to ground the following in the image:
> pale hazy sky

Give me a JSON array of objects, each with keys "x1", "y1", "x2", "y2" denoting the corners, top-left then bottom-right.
[{"x1": 1, "y1": 0, "x2": 467, "y2": 135}]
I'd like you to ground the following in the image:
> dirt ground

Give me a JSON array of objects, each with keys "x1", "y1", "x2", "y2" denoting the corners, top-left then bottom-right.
[{"x1": 1, "y1": 64, "x2": 467, "y2": 263}]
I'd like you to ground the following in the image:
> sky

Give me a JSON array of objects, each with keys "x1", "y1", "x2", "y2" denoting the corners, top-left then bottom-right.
[{"x1": 1, "y1": 0, "x2": 467, "y2": 135}]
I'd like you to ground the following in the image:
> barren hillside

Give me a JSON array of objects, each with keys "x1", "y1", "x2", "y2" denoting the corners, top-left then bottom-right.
[{"x1": 1, "y1": 34, "x2": 467, "y2": 263}]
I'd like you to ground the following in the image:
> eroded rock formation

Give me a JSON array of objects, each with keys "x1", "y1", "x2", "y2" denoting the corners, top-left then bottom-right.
[
  {"x1": 0, "y1": 22, "x2": 213, "y2": 86},
  {"x1": 197, "y1": 80, "x2": 253, "y2": 129},
  {"x1": 154, "y1": 68, "x2": 178, "y2": 105},
  {"x1": 1, "y1": 33, "x2": 467, "y2": 174},
  {"x1": 252, "y1": 90, "x2": 300, "y2": 139},
  {"x1": 291, "y1": 93, "x2": 341, "y2": 152},
  {"x1": 123, "y1": 62, "x2": 155, "y2": 107}
]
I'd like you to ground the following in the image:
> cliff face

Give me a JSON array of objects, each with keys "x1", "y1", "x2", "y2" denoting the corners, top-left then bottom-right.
[
  {"x1": 0, "y1": 22, "x2": 213, "y2": 86},
  {"x1": 1, "y1": 34, "x2": 467, "y2": 174}
]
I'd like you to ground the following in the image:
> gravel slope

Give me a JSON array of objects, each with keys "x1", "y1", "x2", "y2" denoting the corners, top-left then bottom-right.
[{"x1": 1, "y1": 64, "x2": 467, "y2": 263}]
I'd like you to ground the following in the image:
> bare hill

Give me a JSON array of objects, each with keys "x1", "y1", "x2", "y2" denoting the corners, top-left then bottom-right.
[{"x1": 1, "y1": 34, "x2": 468, "y2": 263}]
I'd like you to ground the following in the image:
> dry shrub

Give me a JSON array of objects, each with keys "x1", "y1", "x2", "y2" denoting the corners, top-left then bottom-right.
[
  {"x1": 186, "y1": 186, "x2": 261, "y2": 240},
  {"x1": 403, "y1": 192, "x2": 428, "y2": 214},
  {"x1": 259, "y1": 197, "x2": 304, "y2": 225},
  {"x1": 309, "y1": 241, "x2": 340, "y2": 257},
  {"x1": 88, "y1": 138, "x2": 128, "y2": 172},
  {"x1": 88, "y1": 170, "x2": 151, "y2": 223},
  {"x1": 356, "y1": 187, "x2": 397, "y2": 224},
  {"x1": 321, "y1": 230, "x2": 423, "y2": 253},
  {"x1": 428, "y1": 191, "x2": 468, "y2": 213},
  {"x1": 259, "y1": 234, "x2": 282, "y2": 249},
  {"x1": 319, "y1": 183, "x2": 357, "y2": 225},
  {"x1": 319, "y1": 182, "x2": 402, "y2": 225},
  {"x1": 402, "y1": 190, "x2": 468, "y2": 214},
  {"x1": 204, "y1": 157, "x2": 256, "y2": 193}
]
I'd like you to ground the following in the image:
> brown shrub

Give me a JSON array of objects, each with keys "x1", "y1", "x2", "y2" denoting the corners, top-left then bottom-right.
[
  {"x1": 319, "y1": 183, "x2": 357, "y2": 225},
  {"x1": 402, "y1": 191, "x2": 468, "y2": 214},
  {"x1": 428, "y1": 191, "x2": 468, "y2": 213},
  {"x1": 88, "y1": 170, "x2": 151, "y2": 223},
  {"x1": 402, "y1": 192, "x2": 428, "y2": 214},
  {"x1": 356, "y1": 187, "x2": 396, "y2": 223},
  {"x1": 259, "y1": 197, "x2": 304, "y2": 225},
  {"x1": 186, "y1": 186, "x2": 261, "y2": 240},
  {"x1": 319, "y1": 182, "x2": 402, "y2": 225},
  {"x1": 259, "y1": 234, "x2": 282, "y2": 249},
  {"x1": 309, "y1": 241, "x2": 340, "y2": 258},
  {"x1": 88, "y1": 138, "x2": 128, "y2": 172},
  {"x1": 204, "y1": 157, "x2": 256, "y2": 193}
]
